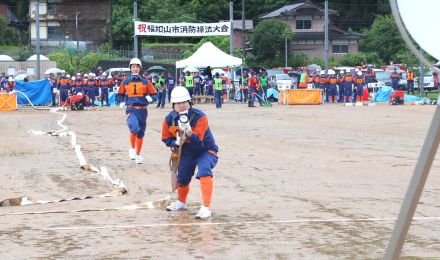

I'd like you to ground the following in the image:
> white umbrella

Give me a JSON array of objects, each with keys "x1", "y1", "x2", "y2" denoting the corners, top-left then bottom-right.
[
  {"x1": 211, "y1": 68, "x2": 226, "y2": 76},
  {"x1": 14, "y1": 74, "x2": 28, "y2": 81},
  {"x1": 183, "y1": 67, "x2": 199, "y2": 73},
  {"x1": 45, "y1": 68, "x2": 62, "y2": 74}
]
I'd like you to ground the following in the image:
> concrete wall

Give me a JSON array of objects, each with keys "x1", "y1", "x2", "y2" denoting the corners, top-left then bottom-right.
[{"x1": 0, "y1": 61, "x2": 57, "y2": 80}]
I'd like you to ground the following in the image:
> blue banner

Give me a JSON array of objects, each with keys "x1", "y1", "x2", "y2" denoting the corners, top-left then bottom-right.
[{"x1": 14, "y1": 79, "x2": 51, "y2": 105}]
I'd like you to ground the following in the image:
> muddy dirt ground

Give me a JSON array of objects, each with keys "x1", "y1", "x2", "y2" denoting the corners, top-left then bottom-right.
[{"x1": 0, "y1": 102, "x2": 439, "y2": 259}]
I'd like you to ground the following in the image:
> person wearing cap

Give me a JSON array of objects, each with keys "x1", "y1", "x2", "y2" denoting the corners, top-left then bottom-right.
[
  {"x1": 99, "y1": 73, "x2": 112, "y2": 107},
  {"x1": 390, "y1": 67, "x2": 401, "y2": 91},
  {"x1": 327, "y1": 70, "x2": 338, "y2": 103},
  {"x1": 318, "y1": 70, "x2": 327, "y2": 102},
  {"x1": 364, "y1": 67, "x2": 376, "y2": 86},
  {"x1": 353, "y1": 71, "x2": 365, "y2": 102},
  {"x1": 213, "y1": 72, "x2": 223, "y2": 108},
  {"x1": 337, "y1": 70, "x2": 345, "y2": 102},
  {"x1": 85, "y1": 72, "x2": 97, "y2": 107},
  {"x1": 57, "y1": 70, "x2": 71, "y2": 106},
  {"x1": 72, "y1": 73, "x2": 83, "y2": 94},
  {"x1": 118, "y1": 58, "x2": 157, "y2": 164},
  {"x1": 342, "y1": 70, "x2": 353, "y2": 103},
  {"x1": 162, "y1": 86, "x2": 219, "y2": 219},
  {"x1": 166, "y1": 72, "x2": 176, "y2": 103}
]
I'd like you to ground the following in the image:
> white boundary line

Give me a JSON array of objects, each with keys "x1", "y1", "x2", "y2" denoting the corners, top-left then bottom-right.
[{"x1": 16, "y1": 216, "x2": 439, "y2": 231}]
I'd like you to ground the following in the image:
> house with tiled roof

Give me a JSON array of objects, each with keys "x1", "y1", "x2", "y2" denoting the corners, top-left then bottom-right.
[{"x1": 260, "y1": 1, "x2": 361, "y2": 59}]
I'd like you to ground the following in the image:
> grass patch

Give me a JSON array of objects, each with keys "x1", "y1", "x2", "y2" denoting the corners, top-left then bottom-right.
[{"x1": 412, "y1": 91, "x2": 439, "y2": 99}]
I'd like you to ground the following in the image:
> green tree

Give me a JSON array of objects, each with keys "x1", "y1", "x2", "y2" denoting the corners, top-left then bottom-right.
[
  {"x1": 252, "y1": 19, "x2": 292, "y2": 60},
  {"x1": 183, "y1": 36, "x2": 230, "y2": 58},
  {"x1": 359, "y1": 15, "x2": 405, "y2": 64},
  {"x1": 48, "y1": 48, "x2": 107, "y2": 74},
  {"x1": 394, "y1": 50, "x2": 418, "y2": 67},
  {"x1": 0, "y1": 16, "x2": 21, "y2": 45},
  {"x1": 184, "y1": 0, "x2": 229, "y2": 23},
  {"x1": 341, "y1": 51, "x2": 383, "y2": 66}
]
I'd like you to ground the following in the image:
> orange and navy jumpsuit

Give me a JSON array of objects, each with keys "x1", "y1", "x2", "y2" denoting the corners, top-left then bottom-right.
[
  {"x1": 161, "y1": 108, "x2": 218, "y2": 185},
  {"x1": 118, "y1": 75, "x2": 157, "y2": 138},
  {"x1": 406, "y1": 71, "x2": 414, "y2": 93},
  {"x1": 86, "y1": 78, "x2": 97, "y2": 106},
  {"x1": 73, "y1": 77, "x2": 83, "y2": 94},
  {"x1": 328, "y1": 76, "x2": 338, "y2": 103},
  {"x1": 57, "y1": 76, "x2": 71, "y2": 103},
  {"x1": 353, "y1": 75, "x2": 365, "y2": 101},
  {"x1": 99, "y1": 77, "x2": 114, "y2": 106}
]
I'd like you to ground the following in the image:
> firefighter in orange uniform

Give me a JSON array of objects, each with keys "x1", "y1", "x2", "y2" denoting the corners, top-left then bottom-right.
[
  {"x1": 406, "y1": 68, "x2": 415, "y2": 94},
  {"x1": 118, "y1": 58, "x2": 157, "y2": 164}
]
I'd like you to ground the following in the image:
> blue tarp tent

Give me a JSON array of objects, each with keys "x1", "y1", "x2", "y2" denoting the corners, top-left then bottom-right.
[{"x1": 14, "y1": 79, "x2": 51, "y2": 105}]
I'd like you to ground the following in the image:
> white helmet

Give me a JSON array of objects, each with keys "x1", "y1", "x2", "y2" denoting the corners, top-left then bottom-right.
[
  {"x1": 357, "y1": 71, "x2": 362, "y2": 76},
  {"x1": 170, "y1": 86, "x2": 191, "y2": 103},
  {"x1": 88, "y1": 73, "x2": 93, "y2": 77},
  {"x1": 129, "y1": 58, "x2": 142, "y2": 68},
  {"x1": 108, "y1": 75, "x2": 112, "y2": 79},
  {"x1": 345, "y1": 69, "x2": 350, "y2": 73},
  {"x1": 66, "y1": 74, "x2": 71, "y2": 78},
  {"x1": 328, "y1": 70, "x2": 335, "y2": 75},
  {"x1": 320, "y1": 70, "x2": 325, "y2": 75},
  {"x1": 8, "y1": 77, "x2": 13, "y2": 82},
  {"x1": 77, "y1": 92, "x2": 83, "y2": 96},
  {"x1": 71, "y1": 76, "x2": 76, "y2": 81},
  {"x1": 61, "y1": 70, "x2": 66, "y2": 74},
  {"x1": 102, "y1": 72, "x2": 107, "y2": 76},
  {"x1": 76, "y1": 73, "x2": 81, "y2": 76}
]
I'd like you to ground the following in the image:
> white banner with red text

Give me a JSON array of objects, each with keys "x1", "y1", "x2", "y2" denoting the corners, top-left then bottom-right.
[{"x1": 134, "y1": 21, "x2": 231, "y2": 37}]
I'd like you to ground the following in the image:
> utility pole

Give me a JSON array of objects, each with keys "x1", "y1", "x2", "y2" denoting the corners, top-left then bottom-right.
[
  {"x1": 133, "y1": 2, "x2": 138, "y2": 58},
  {"x1": 229, "y1": 1, "x2": 233, "y2": 56},
  {"x1": 36, "y1": 0, "x2": 41, "y2": 80},
  {"x1": 230, "y1": 1, "x2": 235, "y2": 84},
  {"x1": 285, "y1": 36, "x2": 288, "y2": 68},
  {"x1": 241, "y1": 0, "x2": 245, "y2": 60},
  {"x1": 324, "y1": 0, "x2": 329, "y2": 74},
  {"x1": 75, "y1": 12, "x2": 80, "y2": 50},
  {"x1": 419, "y1": 48, "x2": 425, "y2": 95}
]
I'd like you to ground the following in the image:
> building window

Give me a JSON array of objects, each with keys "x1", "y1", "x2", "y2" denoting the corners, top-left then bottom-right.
[
  {"x1": 47, "y1": 3, "x2": 57, "y2": 15},
  {"x1": 47, "y1": 26, "x2": 64, "y2": 40},
  {"x1": 296, "y1": 19, "x2": 312, "y2": 29},
  {"x1": 332, "y1": 44, "x2": 348, "y2": 54}
]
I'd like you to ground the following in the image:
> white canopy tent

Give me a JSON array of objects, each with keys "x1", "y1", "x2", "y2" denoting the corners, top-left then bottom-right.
[{"x1": 176, "y1": 42, "x2": 242, "y2": 68}]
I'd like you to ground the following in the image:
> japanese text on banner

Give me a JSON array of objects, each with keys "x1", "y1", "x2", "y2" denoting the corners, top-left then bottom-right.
[{"x1": 134, "y1": 21, "x2": 231, "y2": 37}]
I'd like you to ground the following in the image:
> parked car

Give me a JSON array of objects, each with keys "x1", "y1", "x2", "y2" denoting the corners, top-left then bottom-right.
[
  {"x1": 102, "y1": 68, "x2": 131, "y2": 78},
  {"x1": 273, "y1": 74, "x2": 293, "y2": 90},
  {"x1": 414, "y1": 71, "x2": 435, "y2": 90}
]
